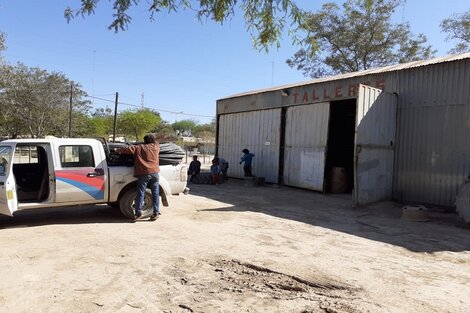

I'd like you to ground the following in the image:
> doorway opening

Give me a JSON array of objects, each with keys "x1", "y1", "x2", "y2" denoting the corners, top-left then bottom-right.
[
  {"x1": 325, "y1": 99, "x2": 356, "y2": 193},
  {"x1": 13, "y1": 145, "x2": 50, "y2": 203}
]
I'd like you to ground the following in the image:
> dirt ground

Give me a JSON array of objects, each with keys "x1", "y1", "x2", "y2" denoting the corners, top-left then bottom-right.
[{"x1": 0, "y1": 179, "x2": 469, "y2": 313}]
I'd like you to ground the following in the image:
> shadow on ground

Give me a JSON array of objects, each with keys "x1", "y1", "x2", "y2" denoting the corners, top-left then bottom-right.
[
  {"x1": 187, "y1": 179, "x2": 470, "y2": 253},
  {"x1": 0, "y1": 204, "x2": 126, "y2": 229}
]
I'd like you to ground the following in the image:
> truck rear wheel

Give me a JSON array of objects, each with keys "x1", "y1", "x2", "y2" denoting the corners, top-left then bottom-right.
[{"x1": 119, "y1": 189, "x2": 154, "y2": 219}]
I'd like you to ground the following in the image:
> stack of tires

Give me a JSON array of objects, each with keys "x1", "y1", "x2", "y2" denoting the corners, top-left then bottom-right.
[
  {"x1": 159, "y1": 143, "x2": 185, "y2": 165},
  {"x1": 106, "y1": 142, "x2": 185, "y2": 166}
]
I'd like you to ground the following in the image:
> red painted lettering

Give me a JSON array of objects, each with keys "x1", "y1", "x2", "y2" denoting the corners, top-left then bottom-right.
[
  {"x1": 293, "y1": 92, "x2": 299, "y2": 103},
  {"x1": 335, "y1": 86, "x2": 343, "y2": 98},
  {"x1": 312, "y1": 89, "x2": 319, "y2": 101},
  {"x1": 348, "y1": 84, "x2": 356, "y2": 97},
  {"x1": 323, "y1": 88, "x2": 330, "y2": 100},
  {"x1": 303, "y1": 92, "x2": 309, "y2": 102}
]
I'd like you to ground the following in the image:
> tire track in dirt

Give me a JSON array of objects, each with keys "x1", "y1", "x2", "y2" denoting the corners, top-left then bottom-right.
[{"x1": 157, "y1": 257, "x2": 377, "y2": 313}]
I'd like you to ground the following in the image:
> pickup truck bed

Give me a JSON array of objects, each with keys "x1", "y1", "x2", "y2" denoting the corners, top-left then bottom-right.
[{"x1": 107, "y1": 142, "x2": 185, "y2": 166}]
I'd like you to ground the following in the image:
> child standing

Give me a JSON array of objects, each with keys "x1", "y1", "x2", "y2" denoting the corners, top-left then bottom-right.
[
  {"x1": 210, "y1": 158, "x2": 220, "y2": 184},
  {"x1": 240, "y1": 148, "x2": 255, "y2": 177}
]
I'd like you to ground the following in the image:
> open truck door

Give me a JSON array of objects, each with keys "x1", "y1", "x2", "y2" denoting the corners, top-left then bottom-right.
[
  {"x1": 354, "y1": 84, "x2": 397, "y2": 207},
  {"x1": 0, "y1": 143, "x2": 18, "y2": 216}
]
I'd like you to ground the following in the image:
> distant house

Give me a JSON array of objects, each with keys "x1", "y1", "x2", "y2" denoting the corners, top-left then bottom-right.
[{"x1": 181, "y1": 136, "x2": 215, "y2": 155}]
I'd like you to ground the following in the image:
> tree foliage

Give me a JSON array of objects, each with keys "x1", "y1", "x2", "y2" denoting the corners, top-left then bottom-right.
[
  {"x1": 192, "y1": 118, "x2": 216, "y2": 138},
  {"x1": 89, "y1": 107, "x2": 114, "y2": 137},
  {"x1": 440, "y1": 9, "x2": 470, "y2": 54},
  {"x1": 0, "y1": 63, "x2": 90, "y2": 138},
  {"x1": 118, "y1": 108, "x2": 161, "y2": 141},
  {"x1": 170, "y1": 118, "x2": 216, "y2": 139},
  {"x1": 153, "y1": 121, "x2": 177, "y2": 143},
  {"x1": 70, "y1": 111, "x2": 96, "y2": 137},
  {"x1": 64, "y1": 0, "x2": 304, "y2": 50},
  {"x1": 172, "y1": 119, "x2": 198, "y2": 136},
  {"x1": 287, "y1": 0, "x2": 435, "y2": 78}
]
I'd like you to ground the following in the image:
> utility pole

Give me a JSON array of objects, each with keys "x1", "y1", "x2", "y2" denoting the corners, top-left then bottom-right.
[
  {"x1": 112, "y1": 92, "x2": 119, "y2": 142},
  {"x1": 68, "y1": 83, "x2": 73, "y2": 137},
  {"x1": 141, "y1": 92, "x2": 144, "y2": 108}
]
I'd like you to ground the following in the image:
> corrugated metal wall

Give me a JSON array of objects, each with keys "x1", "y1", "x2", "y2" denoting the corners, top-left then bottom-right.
[
  {"x1": 217, "y1": 57, "x2": 470, "y2": 207},
  {"x1": 393, "y1": 59, "x2": 470, "y2": 206},
  {"x1": 355, "y1": 85, "x2": 397, "y2": 205},
  {"x1": 284, "y1": 102, "x2": 330, "y2": 191},
  {"x1": 218, "y1": 109, "x2": 281, "y2": 182}
]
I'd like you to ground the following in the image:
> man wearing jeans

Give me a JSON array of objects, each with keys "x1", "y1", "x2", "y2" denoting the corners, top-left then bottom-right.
[{"x1": 117, "y1": 134, "x2": 160, "y2": 222}]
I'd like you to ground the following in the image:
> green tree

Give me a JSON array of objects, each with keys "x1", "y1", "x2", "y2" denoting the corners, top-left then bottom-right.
[
  {"x1": 0, "y1": 82, "x2": 25, "y2": 139},
  {"x1": 193, "y1": 119, "x2": 216, "y2": 138},
  {"x1": 0, "y1": 56, "x2": 23, "y2": 138},
  {"x1": 287, "y1": 0, "x2": 435, "y2": 78},
  {"x1": 89, "y1": 107, "x2": 114, "y2": 137},
  {"x1": 153, "y1": 121, "x2": 177, "y2": 143},
  {"x1": 441, "y1": 9, "x2": 470, "y2": 54},
  {"x1": 64, "y1": 0, "x2": 304, "y2": 50},
  {"x1": 118, "y1": 109, "x2": 161, "y2": 141},
  {"x1": 172, "y1": 119, "x2": 198, "y2": 136},
  {"x1": 0, "y1": 63, "x2": 90, "y2": 138},
  {"x1": 69, "y1": 111, "x2": 96, "y2": 137}
]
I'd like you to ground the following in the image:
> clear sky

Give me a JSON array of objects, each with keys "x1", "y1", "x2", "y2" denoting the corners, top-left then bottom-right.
[{"x1": 0, "y1": 0, "x2": 468, "y2": 124}]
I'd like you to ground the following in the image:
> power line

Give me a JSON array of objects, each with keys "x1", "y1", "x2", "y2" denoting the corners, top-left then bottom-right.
[
  {"x1": 87, "y1": 95, "x2": 214, "y2": 118},
  {"x1": 94, "y1": 93, "x2": 116, "y2": 97}
]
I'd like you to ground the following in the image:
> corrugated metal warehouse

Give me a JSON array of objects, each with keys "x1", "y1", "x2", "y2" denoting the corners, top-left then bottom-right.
[{"x1": 216, "y1": 53, "x2": 470, "y2": 208}]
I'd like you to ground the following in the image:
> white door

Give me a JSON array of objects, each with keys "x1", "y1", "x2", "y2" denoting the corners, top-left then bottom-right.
[
  {"x1": 354, "y1": 85, "x2": 397, "y2": 206},
  {"x1": 284, "y1": 102, "x2": 330, "y2": 191},
  {"x1": 55, "y1": 144, "x2": 107, "y2": 203},
  {"x1": 0, "y1": 144, "x2": 18, "y2": 216}
]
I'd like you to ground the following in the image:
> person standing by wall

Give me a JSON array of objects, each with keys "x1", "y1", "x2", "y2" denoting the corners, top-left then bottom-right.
[
  {"x1": 117, "y1": 134, "x2": 161, "y2": 222},
  {"x1": 240, "y1": 148, "x2": 255, "y2": 177}
]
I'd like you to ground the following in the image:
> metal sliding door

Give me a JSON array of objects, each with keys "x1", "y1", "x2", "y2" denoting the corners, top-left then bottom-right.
[
  {"x1": 283, "y1": 102, "x2": 330, "y2": 191},
  {"x1": 354, "y1": 85, "x2": 397, "y2": 206}
]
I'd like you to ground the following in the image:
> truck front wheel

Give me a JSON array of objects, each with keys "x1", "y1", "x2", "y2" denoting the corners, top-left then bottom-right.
[{"x1": 119, "y1": 189, "x2": 154, "y2": 219}]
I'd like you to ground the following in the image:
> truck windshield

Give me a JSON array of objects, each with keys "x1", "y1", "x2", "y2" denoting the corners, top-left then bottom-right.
[{"x1": 0, "y1": 146, "x2": 12, "y2": 176}]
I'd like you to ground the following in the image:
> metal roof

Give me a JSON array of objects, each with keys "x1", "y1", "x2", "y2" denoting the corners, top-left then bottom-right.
[{"x1": 220, "y1": 52, "x2": 470, "y2": 100}]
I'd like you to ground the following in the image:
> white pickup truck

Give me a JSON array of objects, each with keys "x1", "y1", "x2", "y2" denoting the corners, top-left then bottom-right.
[{"x1": 0, "y1": 138, "x2": 188, "y2": 218}]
